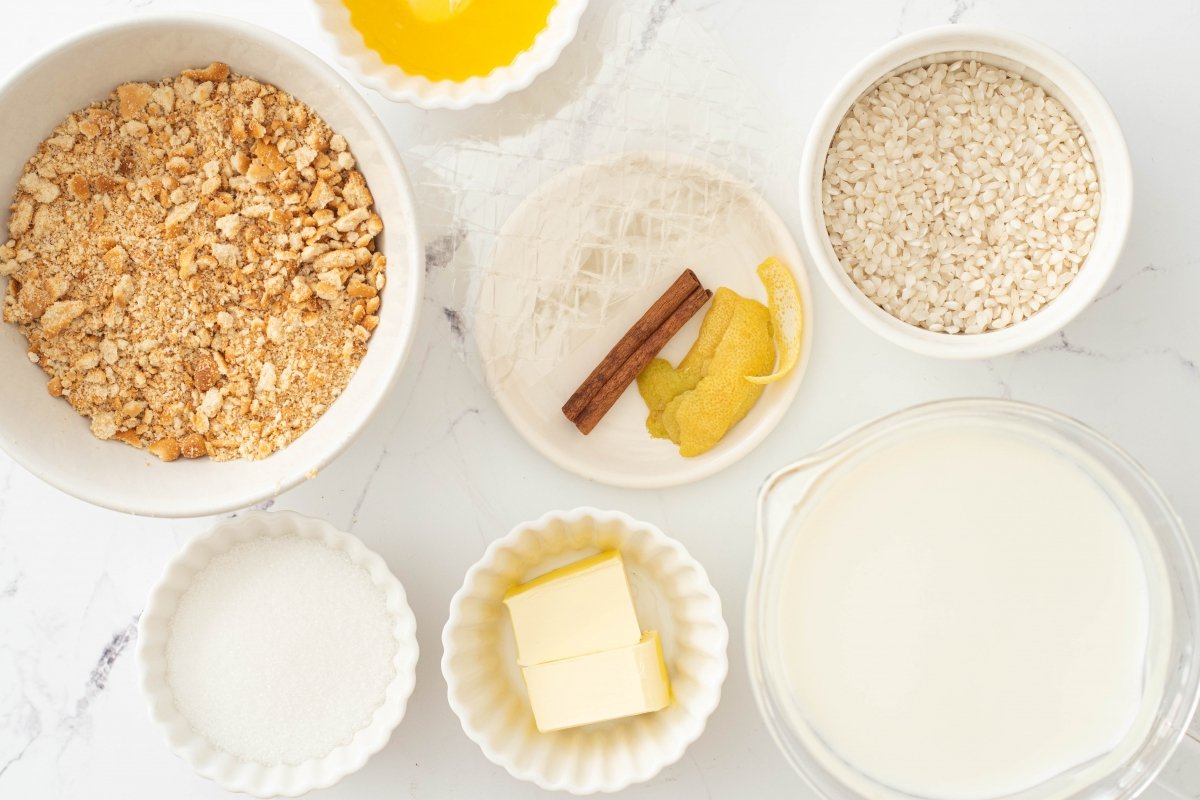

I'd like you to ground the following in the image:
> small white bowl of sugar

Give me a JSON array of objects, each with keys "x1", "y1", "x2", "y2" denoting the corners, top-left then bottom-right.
[
  {"x1": 136, "y1": 511, "x2": 418, "y2": 797},
  {"x1": 799, "y1": 26, "x2": 1132, "y2": 359}
]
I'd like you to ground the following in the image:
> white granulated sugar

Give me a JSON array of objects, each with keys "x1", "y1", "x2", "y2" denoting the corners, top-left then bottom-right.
[
  {"x1": 165, "y1": 535, "x2": 398, "y2": 765},
  {"x1": 822, "y1": 60, "x2": 1101, "y2": 334}
]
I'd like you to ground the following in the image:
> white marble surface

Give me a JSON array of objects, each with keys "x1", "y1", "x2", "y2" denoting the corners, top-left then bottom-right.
[{"x1": 2, "y1": 0, "x2": 1199, "y2": 797}]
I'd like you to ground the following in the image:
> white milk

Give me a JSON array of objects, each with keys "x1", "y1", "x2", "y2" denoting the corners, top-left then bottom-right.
[{"x1": 778, "y1": 428, "x2": 1153, "y2": 800}]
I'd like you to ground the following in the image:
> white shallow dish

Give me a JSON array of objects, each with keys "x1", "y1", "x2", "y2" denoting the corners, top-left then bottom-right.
[
  {"x1": 0, "y1": 14, "x2": 423, "y2": 517},
  {"x1": 798, "y1": 25, "x2": 1131, "y2": 359},
  {"x1": 136, "y1": 511, "x2": 419, "y2": 798},
  {"x1": 442, "y1": 507, "x2": 729, "y2": 794},
  {"x1": 313, "y1": 0, "x2": 589, "y2": 109},
  {"x1": 475, "y1": 151, "x2": 813, "y2": 488}
]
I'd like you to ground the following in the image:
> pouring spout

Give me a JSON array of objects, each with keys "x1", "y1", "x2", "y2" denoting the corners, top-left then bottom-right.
[{"x1": 756, "y1": 460, "x2": 825, "y2": 560}]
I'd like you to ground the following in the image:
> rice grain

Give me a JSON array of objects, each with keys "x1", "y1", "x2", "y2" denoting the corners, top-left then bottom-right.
[{"x1": 822, "y1": 60, "x2": 1100, "y2": 334}]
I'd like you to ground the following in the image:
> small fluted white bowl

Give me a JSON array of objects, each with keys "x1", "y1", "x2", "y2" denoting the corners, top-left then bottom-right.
[
  {"x1": 798, "y1": 25, "x2": 1131, "y2": 359},
  {"x1": 136, "y1": 511, "x2": 419, "y2": 798},
  {"x1": 442, "y1": 508, "x2": 728, "y2": 794},
  {"x1": 313, "y1": 0, "x2": 589, "y2": 109}
]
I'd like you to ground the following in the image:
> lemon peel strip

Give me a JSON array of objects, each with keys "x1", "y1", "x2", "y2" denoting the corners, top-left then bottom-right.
[{"x1": 746, "y1": 256, "x2": 803, "y2": 385}]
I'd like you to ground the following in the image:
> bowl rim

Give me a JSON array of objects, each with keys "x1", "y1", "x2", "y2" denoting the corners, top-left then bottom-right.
[
  {"x1": 135, "y1": 509, "x2": 420, "y2": 797},
  {"x1": 440, "y1": 506, "x2": 730, "y2": 794},
  {"x1": 0, "y1": 12, "x2": 425, "y2": 517},
  {"x1": 797, "y1": 24, "x2": 1133, "y2": 360},
  {"x1": 311, "y1": 0, "x2": 590, "y2": 109}
]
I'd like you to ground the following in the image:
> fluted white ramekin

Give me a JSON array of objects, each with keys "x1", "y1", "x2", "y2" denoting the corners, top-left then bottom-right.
[
  {"x1": 442, "y1": 507, "x2": 728, "y2": 794},
  {"x1": 136, "y1": 511, "x2": 419, "y2": 797},
  {"x1": 312, "y1": 0, "x2": 589, "y2": 109}
]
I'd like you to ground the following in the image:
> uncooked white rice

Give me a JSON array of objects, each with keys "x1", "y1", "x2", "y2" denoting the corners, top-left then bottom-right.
[{"x1": 822, "y1": 60, "x2": 1100, "y2": 334}]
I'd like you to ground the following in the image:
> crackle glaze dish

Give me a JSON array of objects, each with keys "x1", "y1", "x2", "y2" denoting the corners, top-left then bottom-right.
[
  {"x1": 475, "y1": 151, "x2": 813, "y2": 489},
  {"x1": 442, "y1": 507, "x2": 729, "y2": 794},
  {"x1": 136, "y1": 511, "x2": 419, "y2": 797},
  {"x1": 0, "y1": 14, "x2": 423, "y2": 517},
  {"x1": 313, "y1": 0, "x2": 589, "y2": 108}
]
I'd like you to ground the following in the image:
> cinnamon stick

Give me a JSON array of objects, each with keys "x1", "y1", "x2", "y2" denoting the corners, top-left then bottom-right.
[
  {"x1": 562, "y1": 269, "x2": 703, "y2": 422},
  {"x1": 570, "y1": 284, "x2": 712, "y2": 435}
]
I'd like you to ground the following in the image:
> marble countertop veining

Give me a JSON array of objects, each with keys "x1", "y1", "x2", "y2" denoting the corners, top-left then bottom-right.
[{"x1": 2, "y1": 0, "x2": 1199, "y2": 797}]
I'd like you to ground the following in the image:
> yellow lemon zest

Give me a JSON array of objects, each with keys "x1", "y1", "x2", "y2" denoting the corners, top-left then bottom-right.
[
  {"x1": 638, "y1": 359, "x2": 697, "y2": 440},
  {"x1": 746, "y1": 256, "x2": 803, "y2": 385},
  {"x1": 636, "y1": 287, "x2": 775, "y2": 457}
]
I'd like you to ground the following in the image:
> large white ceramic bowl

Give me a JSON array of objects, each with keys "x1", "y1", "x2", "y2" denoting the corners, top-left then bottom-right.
[
  {"x1": 136, "y1": 511, "x2": 420, "y2": 797},
  {"x1": 0, "y1": 14, "x2": 423, "y2": 516},
  {"x1": 442, "y1": 508, "x2": 729, "y2": 794},
  {"x1": 313, "y1": 0, "x2": 589, "y2": 109},
  {"x1": 798, "y1": 26, "x2": 1132, "y2": 359}
]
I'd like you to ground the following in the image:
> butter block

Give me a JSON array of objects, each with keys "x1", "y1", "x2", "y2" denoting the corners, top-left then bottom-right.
[
  {"x1": 503, "y1": 550, "x2": 641, "y2": 666},
  {"x1": 522, "y1": 631, "x2": 672, "y2": 732}
]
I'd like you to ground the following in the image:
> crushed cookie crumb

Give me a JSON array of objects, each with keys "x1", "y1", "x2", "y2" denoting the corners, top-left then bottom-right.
[{"x1": 2, "y1": 62, "x2": 385, "y2": 462}]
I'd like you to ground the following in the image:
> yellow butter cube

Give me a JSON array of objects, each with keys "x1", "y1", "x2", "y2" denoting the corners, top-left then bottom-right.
[
  {"x1": 503, "y1": 550, "x2": 641, "y2": 666},
  {"x1": 522, "y1": 631, "x2": 672, "y2": 732}
]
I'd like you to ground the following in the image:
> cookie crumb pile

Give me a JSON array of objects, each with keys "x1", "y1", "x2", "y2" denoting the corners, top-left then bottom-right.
[{"x1": 2, "y1": 63, "x2": 386, "y2": 460}]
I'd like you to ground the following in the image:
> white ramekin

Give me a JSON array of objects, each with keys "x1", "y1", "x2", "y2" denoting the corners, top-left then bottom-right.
[
  {"x1": 312, "y1": 0, "x2": 589, "y2": 109},
  {"x1": 0, "y1": 14, "x2": 423, "y2": 516},
  {"x1": 442, "y1": 508, "x2": 728, "y2": 794},
  {"x1": 136, "y1": 511, "x2": 419, "y2": 797},
  {"x1": 798, "y1": 25, "x2": 1132, "y2": 359}
]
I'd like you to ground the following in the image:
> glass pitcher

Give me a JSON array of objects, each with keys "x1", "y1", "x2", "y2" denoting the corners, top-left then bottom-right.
[{"x1": 746, "y1": 398, "x2": 1200, "y2": 800}]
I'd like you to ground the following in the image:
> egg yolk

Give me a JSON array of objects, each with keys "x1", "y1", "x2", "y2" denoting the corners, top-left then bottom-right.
[{"x1": 342, "y1": 0, "x2": 559, "y2": 82}]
